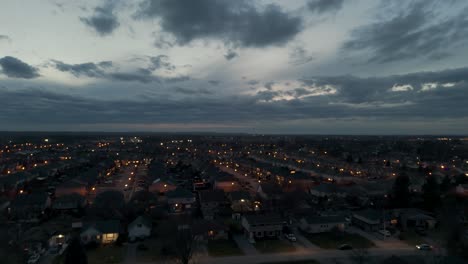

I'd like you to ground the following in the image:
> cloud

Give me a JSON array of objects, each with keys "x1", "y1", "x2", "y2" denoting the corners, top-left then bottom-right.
[
  {"x1": 247, "y1": 80, "x2": 259, "y2": 86},
  {"x1": 0, "y1": 35, "x2": 11, "y2": 42},
  {"x1": 208, "y1": 80, "x2": 221, "y2": 86},
  {"x1": 173, "y1": 86, "x2": 212, "y2": 95},
  {"x1": 149, "y1": 55, "x2": 175, "y2": 71},
  {"x1": 390, "y1": 84, "x2": 413, "y2": 92},
  {"x1": 343, "y1": 1, "x2": 468, "y2": 63},
  {"x1": 307, "y1": 0, "x2": 344, "y2": 14},
  {"x1": 136, "y1": 0, "x2": 302, "y2": 47},
  {"x1": 81, "y1": 1, "x2": 120, "y2": 36},
  {"x1": 289, "y1": 46, "x2": 314, "y2": 66},
  {"x1": 2, "y1": 66, "x2": 468, "y2": 133},
  {"x1": 224, "y1": 50, "x2": 238, "y2": 60},
  {"x1": 0, "y1": 56, "x2": 40, "y2": 79},
  {"x1": 52, "y1": 60, "x2": 111, "y2": 77},
  {"x1": 50, "y1": 57, "x2": 187, "y2": 83}
]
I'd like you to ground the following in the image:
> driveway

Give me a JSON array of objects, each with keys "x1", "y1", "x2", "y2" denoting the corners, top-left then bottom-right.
[
  {"x1": 347, "y1": 226, "x2": 409, "y2": 249},
  {"x1": 233, "y1": 234, "x2": 259, "y2": 255}
]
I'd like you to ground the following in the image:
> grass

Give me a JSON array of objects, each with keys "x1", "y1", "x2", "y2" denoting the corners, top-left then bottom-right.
[
  {"x1": 254, "y1": 239, "x2": 297, "y2": 254},
  {"x1": 207, "y1": 239, "x2": 244, "y2": 257},
  {"x1": 87, "y1": 245, "x2": 125, "y2": 264},
  {"x1": 302, "y1": 231, "x2": 375, "y2": 249},
  {"x1": 134, "y1": 238, "x2": 165, "y2": 262},
  {"x1": 398, "y1": 231, "x2": 426, "y2": 246},
  {"x1": 259, "y1": 260, "x2": 320, "y2": 264}
]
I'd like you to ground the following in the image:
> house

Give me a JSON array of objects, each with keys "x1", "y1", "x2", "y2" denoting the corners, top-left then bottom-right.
[
  {"x1": 228, "y1": 191, "x2": 253, "y2": 218},
  {"x1": 128, "y1": 215, "x2": 152, "y2": 242},
  {"x1": 352, "y1": 209, "x2": 384, "y2": 232},
  {"x1": 199, "y1": 190, "x2": 227, "y2": 220},
  {"x1": 149, "y1": 178, "x2": 177, "y2": 195},
  {"x1": 8, "y1": 192, "x2": 51, "y2": 222},
  {"x1": 80, "y1": 220, "x2": 121, "y2": 245},
  {"x1": 52, "y1": 193, "x2": 86, "y2": 212},
  {"x1": 166, "y1": 187, "x2": 196, "y2": 214},
  {"x1": 393, "y1": 208, "x2": 436, "y2": 230},
  {"x1": 214, "y1": 175, "x2": 239, "y2": 192},
  {"x1": 309, "y1": 184, "x2": 348, "y2": 198},
  {"x1": 241, "y1": 213, "x2": 284, "y2": 242},
  {"x1": 257, "y1": 183, "x2": 283, "y2": 200},
  {"x1": 192, "y1": 220, "x2": 228, "y2": 241},
  {"x1": 55, "y1": 179, "x2": 88, "y2": 197},
  {"x1": 299, "y1": 215, "x2": 346, "y2": 234}
]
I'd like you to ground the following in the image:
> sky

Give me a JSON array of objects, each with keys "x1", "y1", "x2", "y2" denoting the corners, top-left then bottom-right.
[{"x1": 1, "y1": 0, "x2": 468, "y2": 134}]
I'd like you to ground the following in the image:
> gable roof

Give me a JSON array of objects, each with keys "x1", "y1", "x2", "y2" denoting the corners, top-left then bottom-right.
[
  {"x1": 228, "y1": 191, "x2": 251, "y2": 201},
  {"x1": 304, "y1": 215, "x2": 346, "y2": 225},
  {"x1": 83, "y1": 219, "x2": 121, "y2": 234},
  {"x1": 243, "y1": 213, "x2": 284, "y2": 225},
  {"x1": 199, "y1": 190, "x2": 225, "y2": 203},
  {"x1": 166, "y1": 187, "x2": 194, "y2": 199},
  {"x1": 10, "y1": 192, "x2": 49, "y2": 208},
  {"x1": 129, "y1": 215, "x2": 152, "y2": 229}
]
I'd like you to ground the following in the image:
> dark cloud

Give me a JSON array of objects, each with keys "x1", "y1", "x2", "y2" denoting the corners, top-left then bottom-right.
[
  {"x1": 289, "y1": 46, "x2": 314, "y2": 66},
  {"x1": 52, "y1": 60, "x2": 110, "y2": 77},
  {"x1": 247, "y1": 80, "x2": 259, "y2": 86},
  {"x1": 343, "y1": 1, "x2": 468, "y2": 63},
  {"x1": 173, "y1": 86, "x2": 212, "y2": 95},
  {"x1": 264, "y1": 82, "x2": 275, "y2": 90},
  {"x1": 0, "y1": 56, "x2": 39, "y2": 79},
  {"x1": 0, "y1": 35, "x2": 11, "y2": 42},
  {"x1": 1, "y1": 66, "x2": 468, "y2": 133},
  {"x1": 149, "y1": 55, "x2": 175, "y2": 71},
  {"x1": 109, "y1": 68, "x2": 159, "y2": 83},
  {"x1": 208, "y1": 80, "x2": 221, "y2": 86},
  {"x1": 307, "y1": 0, "x2": 344, "y2": 14},
  {"x1": 224, "y1": 50, "x2": 238, "y2": 60},
  {"x1": 136, "y1": 0, "x2": 302, "y2": 47},
  {"x1": 81, "y1": 2, "x2": 120, "y2": 36},
  {"x1": 51, "y1": 57, "x2": 187, "y2": 84}
]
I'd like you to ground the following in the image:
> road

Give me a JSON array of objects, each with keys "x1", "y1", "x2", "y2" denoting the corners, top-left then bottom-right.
[{"x1": 128, "y1": 247, "x2": 432, "y2": 264}]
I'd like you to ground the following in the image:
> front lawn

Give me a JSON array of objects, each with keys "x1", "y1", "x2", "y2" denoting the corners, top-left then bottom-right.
[
  {"x1": 254, "y1": 239, "x2": 297, "y2": 254},
  {"x1": 260, "y1": 260, "x2": 320, "y2": 264},
  {"x1": 398, "y1": 231, "x2": 426, "y2": 246},
  {"x1": 87, "y1": 245, "x2": 125, "y2": 264},
  {"x1": 207, "y1": 239, "x2": 244, "y2": 257},
  {"x1": 302, "y1": 232, "x2": 375, "y2": 249},
  {"x1": 134, "y1": 239, "x2": 165, "y2": 262}
]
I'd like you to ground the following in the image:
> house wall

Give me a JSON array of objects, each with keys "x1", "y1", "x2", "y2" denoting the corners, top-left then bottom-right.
[
  {"x1": 352, "y1": 215, "x2": 380, "y2": 231},
  {"x1": 129, "y1": 225, "x2": 151, "y2": 240},
  {"x1": 299, "y1": 219, "x2": 345, "y2": 234},
  {"x1": 241, "y1": 218, "x2": 282, "y2": 239}
]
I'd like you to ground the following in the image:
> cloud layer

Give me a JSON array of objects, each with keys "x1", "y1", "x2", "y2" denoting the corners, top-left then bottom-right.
[{"x1": 136, "y1": 0, "x2": 302, "y2": 47}]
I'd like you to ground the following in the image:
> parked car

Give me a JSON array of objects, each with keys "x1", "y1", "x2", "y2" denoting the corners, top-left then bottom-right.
[
  {"x1": 416, "y1": 244, "x2": 432, "y2": 251},
  {"x1": 378, "y1": 230, "x2": 391, "y2": 237},
  {"x1": 284, "y1": 233, "x2": 297, "y2": 242},
  {"x1": 338, "y1": 244, "x2": 353, "y2": 250},
  {"x1": 283, "y1": 226, "x2": 297, "y2": 242}
]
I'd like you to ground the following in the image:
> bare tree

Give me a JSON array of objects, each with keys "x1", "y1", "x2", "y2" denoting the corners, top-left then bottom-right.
[
  {"x1": 174, "y1": 228, "x2": 196, "y2": 264},
  {"x1": 350, "y1": 248, "x2": 369, "y2": 264}
]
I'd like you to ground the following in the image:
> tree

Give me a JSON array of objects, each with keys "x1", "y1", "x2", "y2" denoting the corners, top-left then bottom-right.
[
  {"x1": 175, "y1": 228, "x2": 196, "y2": 264},
  {"x1": 157, "y1": 218, "x2": 197, "y2": 264},
  {"x1": 391, "y1": 173, "x2": 410, "y2": 208},
  {"x1": 350, "y1": 248, "x2": 369, "y2": 264},
  {"x1": 64, "y1": 236, "x2": 88, "y2": 264},
  {"x1": 422, "y1": 174, "x2": 441, "y2": 211},
  {"x1": 440, "y1": 175, "x2": 452, "y2": 193}
]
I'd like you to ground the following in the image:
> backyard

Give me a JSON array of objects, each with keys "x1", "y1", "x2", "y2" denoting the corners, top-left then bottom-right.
[
  {"x1": 207, "y1": 239, "x2": 244, "y2": 257},
  {"x1": 302, "y1": 231, "x2": 375, "y2": 249},
  {"x1": 254, "y1": 239, "x2": 297, "y2": 253}
]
